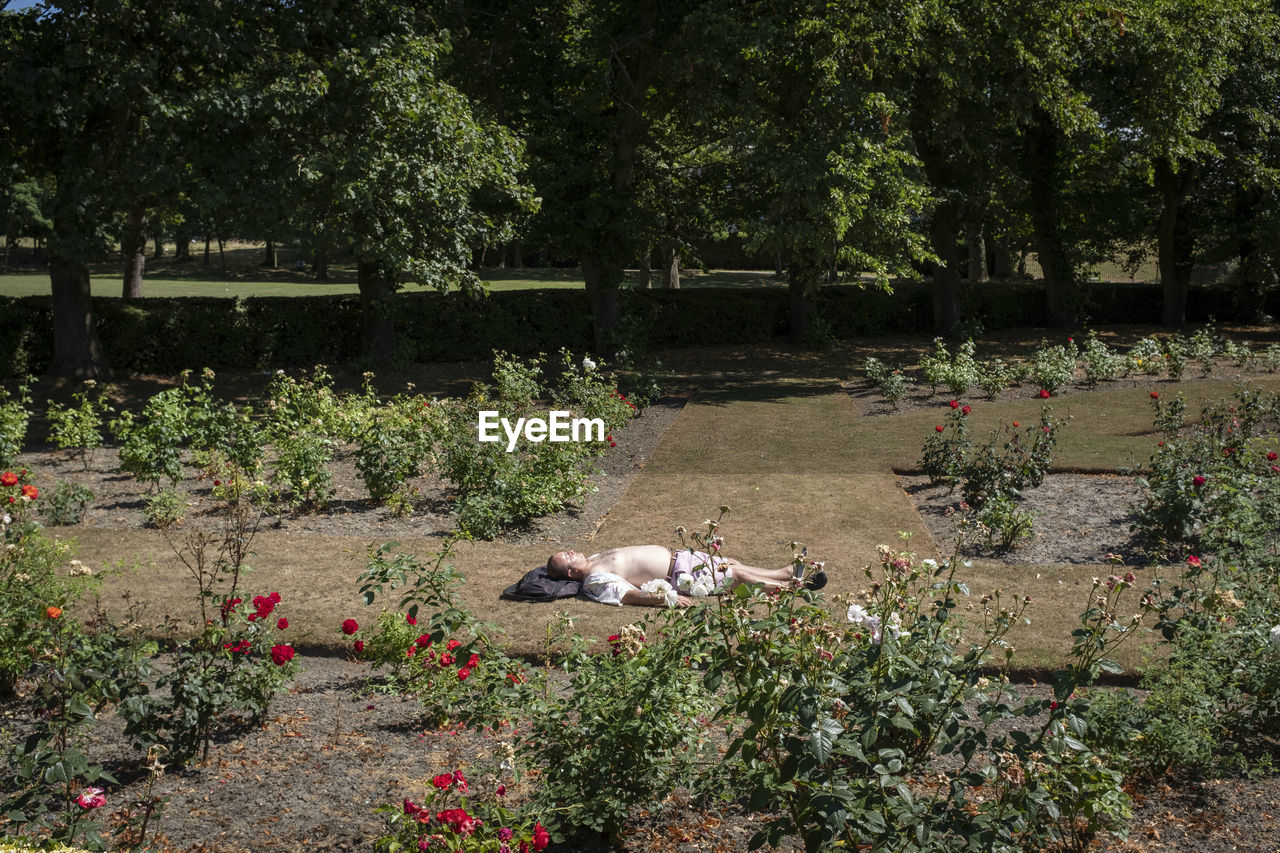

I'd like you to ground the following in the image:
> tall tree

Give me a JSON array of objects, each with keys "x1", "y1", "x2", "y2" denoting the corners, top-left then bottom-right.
[
  {"x1": 710, "y1": 1, "x2": 932, "y2": 338},
  {"x1": 1099, "y1": 0, "x2": 1277, "y2": 324},
  {"x1": 270, "y1": 6, "x2": 535, "y2": 364},
  {"x1": 0, "y1": 0, "x2": 281, "y2": 374},
  {"x1": 446, "y1": 0, "x2": 716, "y2": 349}
]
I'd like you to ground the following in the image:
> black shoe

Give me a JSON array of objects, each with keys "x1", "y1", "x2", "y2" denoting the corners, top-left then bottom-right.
[{"x1": 805, "y1": 571, "x2": 828, "y2": 591}]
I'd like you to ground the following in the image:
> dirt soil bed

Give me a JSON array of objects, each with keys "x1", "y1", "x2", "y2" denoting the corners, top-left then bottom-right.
[
  {"x1": 4, "y1": 656, "x2": 1276, "y2": 853},
  {"x1": 901, "y1": 473, "x2": 1147, "y2": 565},
  {"x1": 0, "y1": 653, "x2": 804, "y2": 853},
  {"x1": 14, "y1": 398, "x2": 686, "y2": 547}
]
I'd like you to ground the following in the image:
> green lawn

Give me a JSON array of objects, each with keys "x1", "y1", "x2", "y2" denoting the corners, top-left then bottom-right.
[{"x1": 0, "y1": 258, "x2": 788, "y2": 298}]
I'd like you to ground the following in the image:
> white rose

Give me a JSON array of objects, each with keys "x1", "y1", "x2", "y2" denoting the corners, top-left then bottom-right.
[
  {"x1": 690, "y1": 578, "x2": 714, "y2": 598},
  {"x1": 1270, "y1": 625, "x2": 1280, "y2": 649},
  {"x1": 582, "y1": 356, "x2": 597, "y2": 370},
  {"x1": 641, "y1": 579, "x2": 678, "y2": 608}
]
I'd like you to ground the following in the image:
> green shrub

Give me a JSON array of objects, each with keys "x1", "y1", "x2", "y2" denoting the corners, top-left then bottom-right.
[
  {"x1": 865, "y1": 357, "x2": 913, "y2": 408},
  {"x1": 46, "y1": 382, "x2": 111, "y2": 470},
  {"x1": 40, "y1": 482, "x2": 94, "y2": 527},
  {"x1": 522, "y1": 612, "x2": 712, "y2": 841},
  {"x1": 1124, "y1": 337, "x2": 1164, "y2": 377},
  {"x1": 1080, "y1": 333, "x2": 1122, "y2": 384},
  {"x1": 1031, "y1": 339, "x2": 1078, "y2": 393},
  {"x1": 700, "y1": 541, "x2": 1135, "y2": 853},
  {"x1": 143, "y1": 487, "x2": 186, "y2": 529},
  {"x1": 0, "y1": 383, "x2": 31, "y2": 468},
  {"x1": 977, "y1": 358, "x2": 1018, "y2": 399},
  {"x1": 353, "y1": 389, "x2": 439, "y2": 507},
  {"x1": 262, "y1": 367, "x2": 343, "y2": 509}
]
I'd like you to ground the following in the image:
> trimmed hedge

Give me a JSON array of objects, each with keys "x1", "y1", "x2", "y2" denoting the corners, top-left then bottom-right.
[{"x1": 0, "y1": 280, "x2": 1272, "y2": 377}]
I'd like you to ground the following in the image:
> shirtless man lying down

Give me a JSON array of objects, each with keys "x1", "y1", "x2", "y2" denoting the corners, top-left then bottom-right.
[{"x1": 545, "y1": 545, "x2": 827, "y2": 607}]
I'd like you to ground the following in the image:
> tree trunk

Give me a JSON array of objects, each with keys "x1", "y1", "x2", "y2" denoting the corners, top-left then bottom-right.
[
  {"x1": 50, "y1": 253, "x2": 110, "y2": 378},
  {"x1": 638, "y1": 245, "x2": 651, "y2": 289},
  {"x1": 660, "y1": 242, "x2": 680, "y2": 289},
  {"x1": 218, "y1": 236, "x2": 227, "y2": 276},
  {"x1": 152, "y1": 228, "x2": 165, "y2": 258},
  {"x1": 1233, "y1": 188, "x2": 1265, "y2": 322},
  {"x1": 582, "y1": 254, "x2": 622, "y2": 352},
  {"x1": 1155, "y1": 158, "x2": 1195, "y2": 326},
  {"x1": 313, "y1": 244, "x2": 330, "y2": 280},
  {"x1": 3, "y1": 234, "x2": 11, "y2": 272},
  {"x1": 1024, "y1": 111, "x2": 1078, "y2": 328},
  {"x1": 496, "y1": 244, "x2": 506, "y2": 269},
  {"x1": 828, "y1": 239, "x2": 839, "y2": 283},
  {"x1": 121, "y1": 204, "x2": 147, "y2": 298},
  {"x1": 358, "y1": 259, "x2": 396, "y2": 366},
  {"x1": 774, "y1": 251, "x2": 784, "y2": 278},
  {"x1": 175, "y1": 225, "x2": 191, "y2": 261},
  {"x1": 989, "y1": 237, "x2": 1011, "y2": 278},
  {"x1": 929, "y1": 201, "x2": 963, "y2": 334},
  {"x1": 787, "y1": 248, "x2": 823, "y2": 341},
  {"x1": 203, "y1": 235, "x2": 212, "y2": 266},
  {"x1": 966, "y1": 222, "x2": 987, "y2": 282},
  {"x1": 262, "y1": 239, "x2": 277, "y2": 268}
]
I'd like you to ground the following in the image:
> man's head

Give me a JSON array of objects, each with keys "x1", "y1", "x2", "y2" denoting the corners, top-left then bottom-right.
[{"x1": 546, "y1": 549, "x2": 589, "y2": 581}]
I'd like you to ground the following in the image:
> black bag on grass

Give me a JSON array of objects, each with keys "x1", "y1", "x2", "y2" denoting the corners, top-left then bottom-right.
[{"x1": 501, "y1": 566, "x2": 582, "y2": 602}]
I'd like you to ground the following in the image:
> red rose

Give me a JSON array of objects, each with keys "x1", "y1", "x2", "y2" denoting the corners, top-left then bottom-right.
[
  {"x1": 533, "y1": 822, "x2": 551, "y2": 851},
  {"x1": 1192, "y1": 475, "x2": 1206, "y2": 487},
  {"x1": 432, "y1": 773, "x2": 453, "y2": 790},
  {"x1": 277, "y1": 617, "x2": 288, "y2": 630},
  {"x1": 961, "y1": 405, "x2": 971, "y2": 416},
  {"x1": 0, "y1": 471, "x2": 17, "y2": 486},
  {"x1": 467, "y1": 653, "x2": 479, "y2": 668},
  {"x1": 438, "y1": 653, "x2": 455, "y2": 666},
  {"x1": 341, "y1": 618, "x2": 359, "y2": 635},
  {"x1": 1187, "y1": 555, "x2": 1202, "y2": 567},
  {"x1": 1039, "y1": 389, "x2": 1051, "y2": 399},
  {"x1": 446, "y1": 639, "x2": 462, "y2": 651},
  {"x1": 416, "y1": 634, "x2": 432, "y2": 647},
  {"x1": 353, "y1": 640, "x2": 365, "y2": 653},
  {"x1": 1268, "y1": 451, "x2": 1278, "y2": 461},
  {"x1": 46, "y1": 605, "x2": 62, "y2": 619},
  {"x1": 220, "y1": 597, "x2": 242, "y2": 624},
  {"x1": 406, "y1": 614, "x2": 417, "y2": 626},
  {"x1": 1150, "y1": 391, "x2": 1159, "y2": 399},
  {"x1": 935, "y1": 425, "x2": 944, "y2": 433},
  {"x1": 948, "y1": 399, "x2": 959, "y2": 409},
  {"x1": 403, "y1": 799, "x2": 419, "y2": 815},
  {"x1": 270, "y1": 645, "x2": 295, "y2": 666},
  {"x1": 20, "y1": 484, "x2": 37, "y2": 500},
  {"x1": 1012, "y1": 421, "x2": 1020, "y2": 427},
  {"x1": 458, "y1": 667, "x2": 471, "y2": 681}
]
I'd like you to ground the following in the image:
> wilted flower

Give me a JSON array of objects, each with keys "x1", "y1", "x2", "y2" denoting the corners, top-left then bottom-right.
[{"x1": 76, "y1": 787, "x2": 106, "y2": 809}]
